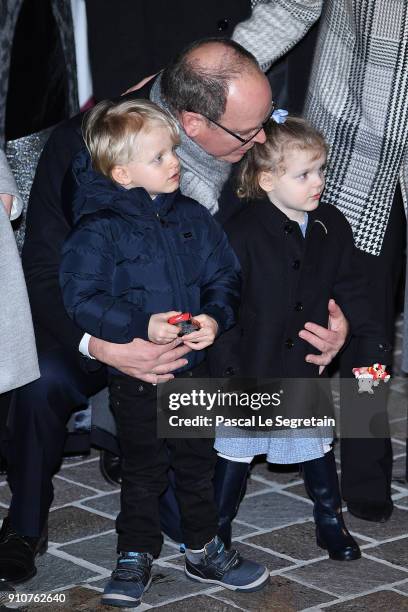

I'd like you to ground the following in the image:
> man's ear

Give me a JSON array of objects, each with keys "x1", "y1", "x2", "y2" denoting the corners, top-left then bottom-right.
[
  {"x1": 111, "y1": 165, "x2": 131, "y2": 187},
  {"x1": 179, "y1": 111, "x2": 205, "y2": 139},
  {"x1": 258, "y1": 170, "x2": 275, "y2": 193}
]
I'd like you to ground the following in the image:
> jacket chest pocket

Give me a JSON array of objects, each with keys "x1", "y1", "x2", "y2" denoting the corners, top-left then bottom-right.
[{"x1": 172, "y1": 231, "x2": 203, "y2": 286}]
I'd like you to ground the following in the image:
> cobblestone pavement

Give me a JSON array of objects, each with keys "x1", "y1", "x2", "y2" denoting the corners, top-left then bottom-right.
[{"x1": 1, "y1": 317, "x2": 407, "y2": 611}]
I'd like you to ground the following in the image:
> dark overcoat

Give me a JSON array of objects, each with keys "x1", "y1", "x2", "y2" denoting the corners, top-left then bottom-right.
[{"x1": 209, "y1": 198, "x2": 392, "y2": 380}]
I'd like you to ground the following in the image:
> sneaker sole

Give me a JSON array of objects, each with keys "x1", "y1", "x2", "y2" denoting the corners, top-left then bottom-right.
[
  {"x1": 101, "y1": 576, "x2": 152, "y2": 608},
  {"x1": 184, "y1": 566, "x2": 270, "y2": 592}
]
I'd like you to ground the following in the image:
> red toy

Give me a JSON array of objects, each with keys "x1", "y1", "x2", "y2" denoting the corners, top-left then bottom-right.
[{"x1": 168, "y1": 312, "x2": 201, "y2": 336}]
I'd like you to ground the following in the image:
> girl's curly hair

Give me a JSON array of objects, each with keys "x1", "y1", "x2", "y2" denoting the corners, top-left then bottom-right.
[{"x1": 237, "y1": 116, "x2": 327, "y2": 200}]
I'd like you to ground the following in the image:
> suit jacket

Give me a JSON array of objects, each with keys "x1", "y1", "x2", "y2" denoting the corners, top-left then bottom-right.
[{"x1": 0, "y1": 150, "x2": 39, "y2": 393}]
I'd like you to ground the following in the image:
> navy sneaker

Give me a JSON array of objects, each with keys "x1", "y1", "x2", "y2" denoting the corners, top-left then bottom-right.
[
  {"x1": 185, "y1": 536, "x2": 269, "y2": 592},
  {"x1": 102, "y1": 551, "x2": 153, "y2": 608}
]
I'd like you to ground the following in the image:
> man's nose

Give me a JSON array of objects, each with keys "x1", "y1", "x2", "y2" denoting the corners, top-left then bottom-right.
[{"x1": 253, "y1": 129, "x2": 267, "y2": 145}]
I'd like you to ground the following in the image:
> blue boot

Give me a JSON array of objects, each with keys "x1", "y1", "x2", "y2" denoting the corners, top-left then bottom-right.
[
  {"x1": 214, "y1": 457, "x2": 250, "y2": 548},
  {"x1": 302, "y1": 451, "x2": 361, "y2": 561}
]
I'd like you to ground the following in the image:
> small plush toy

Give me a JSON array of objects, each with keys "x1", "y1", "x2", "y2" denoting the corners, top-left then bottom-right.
[{"x1": 352, "y1": 363, "x2": 390, "y2": 394}]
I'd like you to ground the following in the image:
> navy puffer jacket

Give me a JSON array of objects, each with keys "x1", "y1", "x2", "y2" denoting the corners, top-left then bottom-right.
[{"x1": 60, "y1": 149, "x2": 241, "y2": 371}]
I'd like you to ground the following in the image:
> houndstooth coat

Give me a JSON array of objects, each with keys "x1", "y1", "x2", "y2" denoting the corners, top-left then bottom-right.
[{"x1": 233, "y1": 0, "x2": 408, "y2": 371}]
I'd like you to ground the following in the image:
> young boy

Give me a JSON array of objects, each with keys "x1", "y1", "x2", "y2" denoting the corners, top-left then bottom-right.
[{"x1": 59, "y1": 99, "x2": 269, "y2": 608}]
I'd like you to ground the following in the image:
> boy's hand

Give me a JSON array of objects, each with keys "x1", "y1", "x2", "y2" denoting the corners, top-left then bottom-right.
[
  {"x1": 148, "y1": 311, "x2": 182, "y2": 344},
  {"x1": 182, "y1": 314, "x2": 218, "y2": 350}
]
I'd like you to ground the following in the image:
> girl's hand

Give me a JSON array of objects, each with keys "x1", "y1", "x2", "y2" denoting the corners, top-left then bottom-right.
[
  {"x1": 182, "y1": 314, "x2": 218, "y2": 350},
  {"x1": 148, "y1": 311, "x2": 182, "y2": 344}
]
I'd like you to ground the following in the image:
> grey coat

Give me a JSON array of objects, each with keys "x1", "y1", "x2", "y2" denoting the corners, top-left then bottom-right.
[
  {"x1": 233, "y1": 0, "x2": 408, "y2": 370},
  {"x1": 0, "y1": 149, "x2": 39, "y2": 393}
]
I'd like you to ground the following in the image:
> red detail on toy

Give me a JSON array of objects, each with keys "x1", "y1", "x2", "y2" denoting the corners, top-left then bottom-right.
[
  {"x1": 168, "y1": 312, "x2": 201, "y2": 336},
  {"x1": 168, "y1": 313, "x2": 192, "y2": 325}
]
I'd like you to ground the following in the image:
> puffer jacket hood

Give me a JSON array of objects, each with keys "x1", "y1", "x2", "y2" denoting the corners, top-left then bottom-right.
[{"x1": 71, "y1": 147, "x2": 177, "y2": 223}]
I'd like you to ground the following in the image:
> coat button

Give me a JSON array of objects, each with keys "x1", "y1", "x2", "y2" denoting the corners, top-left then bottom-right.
[
  {"x1": 295, "y1": 301, "x2": 303, "y2": 311},
  {"x1": 138, "y1": 384, "x2": 144, "y2": 392},
  {"x1": 217, "y1": 18, "x2": 229, "y2": 31},
  {"x1": 292, "y1": 259, "x2": 300, "y2": 270},
  {"x1": 186, "y1": 370, "x2": 193, "y2": 377},
  {"x1": 224, "y1": 366, "x2": 235, "y2": 376},
  {"x1": 284, "y1": 222, "x2": 293, "y2": 234},
  {"x1": 285, "y1": 338, "x2": 294, "y2": 348}
]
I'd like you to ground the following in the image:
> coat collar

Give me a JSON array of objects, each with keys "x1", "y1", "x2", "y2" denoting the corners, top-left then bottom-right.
[{"x1": 251, "y1": 196, "x2": 329, "y2": 237}]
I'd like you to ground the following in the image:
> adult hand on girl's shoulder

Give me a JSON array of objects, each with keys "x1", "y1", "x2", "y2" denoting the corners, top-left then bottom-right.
[
  {"x1": 299, "y1": 299, "x2": 349, "y2": 373},
  {"x1": 182, "y1": 314, "x2": 219, "y2": 351}
]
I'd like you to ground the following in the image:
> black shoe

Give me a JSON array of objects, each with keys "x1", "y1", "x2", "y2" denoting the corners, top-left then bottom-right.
[
  {"x1": 99, "y1": 450, "x2": 122, "y2": 486},
  {"x1": 0, "y1": 517, "x2": 48, "y2": 584},
  {"x1": 302, "y1": 451, "x2": 361, "y2": 561},
  {"x1": 214, "y1": 457, "x2": 250, "y2": 549},
  {"x1": 347, "y1": 499, "x2": 393, "y2": 523}
]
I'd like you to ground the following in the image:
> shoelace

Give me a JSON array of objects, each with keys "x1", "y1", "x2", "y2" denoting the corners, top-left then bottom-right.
[{"x1": 112, "y1": 553, "x2": 151, "y2": 582}]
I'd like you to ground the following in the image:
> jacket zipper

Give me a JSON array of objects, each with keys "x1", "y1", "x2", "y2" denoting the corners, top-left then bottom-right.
[{"x1": 155, "y1": 212, "x2": 186, "y2": 312}]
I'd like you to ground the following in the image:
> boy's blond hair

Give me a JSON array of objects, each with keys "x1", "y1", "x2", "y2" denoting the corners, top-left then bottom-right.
[
  {"x1": 237, "y1": 116, "x2": 327, "y2": 200},
  {"x1": 82, "y1": 99, "x2": 180, "y2": 178}
]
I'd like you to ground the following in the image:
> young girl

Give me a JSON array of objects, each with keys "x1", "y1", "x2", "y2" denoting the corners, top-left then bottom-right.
[{"x1": 211, "y1": 112, "x2": 390, "y2": 561}]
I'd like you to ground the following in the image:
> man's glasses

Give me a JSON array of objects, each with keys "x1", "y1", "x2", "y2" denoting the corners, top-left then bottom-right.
[{"x1": 199, "y1": 103, "x2": 275, "y2": 146}]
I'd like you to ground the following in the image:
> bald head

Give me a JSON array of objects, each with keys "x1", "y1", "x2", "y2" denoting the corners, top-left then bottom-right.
[
  {"x1": 187, "y1": 39, "x2": 260, "y2": 78},
  {"x1": 161, "y1": 38, "x2": 263, "y2": 121}
]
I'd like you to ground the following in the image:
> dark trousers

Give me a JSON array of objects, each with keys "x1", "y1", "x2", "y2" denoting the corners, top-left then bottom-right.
[
  {"x1": 6, "y1": 347, "x2": 107, "y2": 537},
  {"x1": 110, "y1": 374, "x2": 218, "y2": 557},
  {"x1": 0, "y1": 391, "x2": 13, "y2": 464},
  {"x1": 340, "y1": 188, "x2": 406, "y2": 503}
]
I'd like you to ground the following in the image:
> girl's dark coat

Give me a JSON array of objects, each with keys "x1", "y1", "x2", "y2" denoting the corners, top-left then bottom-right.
[{"x1": 209, "y1": 198, "x2": 391, "y2": 379}]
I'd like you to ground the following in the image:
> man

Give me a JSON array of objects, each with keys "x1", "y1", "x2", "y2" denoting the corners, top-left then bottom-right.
[
  {"x1": 0, "y1": 39, "x2": 347, "y2": 584},
  {"x1": 232, "y1": 0, "x2": 403, "y2": 521}
]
